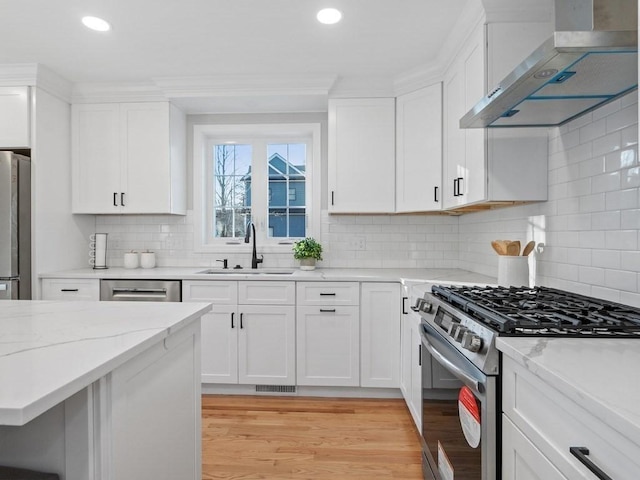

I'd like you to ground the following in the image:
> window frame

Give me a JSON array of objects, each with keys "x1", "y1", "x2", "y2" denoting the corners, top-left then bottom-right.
[{"x1": 193, "y1": 123, "x2": 321, "y2": 254}]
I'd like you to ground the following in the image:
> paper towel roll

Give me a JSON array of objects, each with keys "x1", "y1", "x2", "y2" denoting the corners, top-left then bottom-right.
[{"x1": 92, "y1": 233, "x2": 108, "y2": 269}]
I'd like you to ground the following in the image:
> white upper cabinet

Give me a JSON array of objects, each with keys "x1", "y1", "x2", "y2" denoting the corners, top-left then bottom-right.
[
  {"x1": 443, "y1": 21, "x2": 551, "y2": 211},
  {"x1": 72, "y1": 102, "x2": 186, "y2": 214},
  {"x1": 396, "y1": 84, "x2": 443, "y2": 212},
  {"x1": 0, "y1": 86, "x2": 30, "y2": 148},
  {"x1": 328, "y1": 98, "x2": 396, "y2": 213}
]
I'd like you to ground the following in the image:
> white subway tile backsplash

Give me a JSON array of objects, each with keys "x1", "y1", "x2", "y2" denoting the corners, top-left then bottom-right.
[
  {"x1": 591, "y1": 249, "x2": 621, "y2": 270},
  {"x1": 607, "y1": 104, "x2": 638, "y2": 133},
  {"x1": 605, "y1": 269, "x2": 637, "y2": 292},
  {"x1": 591, "y1": 210, "x2": 620, "y2": 230},
  {"x1": 578, "y1": 193, "x2": 605, "y2": 213},
  {"x1": 606, "y1": 188, "x2": 638, "y2": 210},
  {"x1": 592, "y1": 171, "x2": 621, "y2": 193},
  {"x1": 623, "y1": 167, "x2": 640, "y2": 188},
  {"x1": 592, "y1": 98, "x2": 622, "y2": 121},
  {"x1": 579, "y1": 118, "x2": 606, "y2": 143},
  {"x1": 592, "y1": 131, "x2": 622, "y2": 157},
  {"x1": 578, "y1": 266, "x2": 605, "y2": 286},
  {"x1": 459, "y1": 92, "x2": 638, "y2": 301}
]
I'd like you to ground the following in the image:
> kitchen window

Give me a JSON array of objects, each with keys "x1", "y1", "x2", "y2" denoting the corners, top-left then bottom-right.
[{"x1": 193, "y1": 123, "x2": 321, "y2": 253}]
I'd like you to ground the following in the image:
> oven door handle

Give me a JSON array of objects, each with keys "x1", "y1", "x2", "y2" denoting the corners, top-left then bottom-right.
[
  {"x1": 421, "y1": 323, "x2": 485, "y2": 395},
  {"x1": 423, "y1": 339, "x2": 483, "y2": 394}
]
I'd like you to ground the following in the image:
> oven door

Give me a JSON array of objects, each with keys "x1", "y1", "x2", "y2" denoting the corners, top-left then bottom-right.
[{"x1": 420, "y1": 321, "x2": 497, "y2": 480}]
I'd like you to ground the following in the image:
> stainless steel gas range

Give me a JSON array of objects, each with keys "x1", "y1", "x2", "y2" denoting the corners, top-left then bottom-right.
[{"x1": 415, "y1": 284, "x2": 640, "y2": 480}]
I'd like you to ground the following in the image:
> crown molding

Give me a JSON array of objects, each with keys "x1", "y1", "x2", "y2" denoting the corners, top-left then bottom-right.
[
  {"x1": 328, "y1": 76, "x2": 396, "y2": 98},
  {"x1": 0, "y1": 63, "x2": 38, "y2": 85},
  {"x1": 0, "y1": 63, "x2": 72, "y2": 101},
  {"x1": 393, "y1": 63, "x2": 443, "y2": 96},
  {"x1": 154, "y1": 74, "x2": 338, "y2": 99},
  {"x1": 34, "y1": 65, "x2": 73, "y2": 102},
  {"x1": 71, "y1": 82, "x2": 167, "y2": 103}
]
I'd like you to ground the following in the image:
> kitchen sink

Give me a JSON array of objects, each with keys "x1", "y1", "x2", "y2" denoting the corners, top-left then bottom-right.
[{"x1": 196, "y1": 269, "x2": 295, "y2": 275}]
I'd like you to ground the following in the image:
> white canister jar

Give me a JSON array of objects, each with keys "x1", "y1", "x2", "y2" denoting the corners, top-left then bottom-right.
[
  {"x1": 497, "y1": 256, "x2": 529, "y2": 287},
  {"x1": 124, "y1": 251, "x2": 139, "y2": 269},
  {"x1": 140, "y1": 251, "x2": 156, "y2": 269}
]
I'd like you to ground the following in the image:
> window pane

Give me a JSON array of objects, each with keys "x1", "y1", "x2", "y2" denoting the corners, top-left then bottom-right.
[
  {"x1": 213, "y1": 144, "x2": 251, "y2": 238},
  {"x1": 267, "y1": 143, "x2": 306, "y2": 238}
]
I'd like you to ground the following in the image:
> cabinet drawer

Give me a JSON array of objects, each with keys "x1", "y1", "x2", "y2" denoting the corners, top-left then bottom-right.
[
  {"x1": 238, "y1": 281, "x2": 295, "y2": 305},
  {"x1": 296, "y1": 282, "x2": 359, "y2": 306},
  {"x1": 182, "y1": 280, "x2": 237, "y2": 304},
  {"x1": 41, "y1": 278, "x2": 100, "y2": 301},
  {"x1": 503, "y1": 358, "x2": 640, "y2": 480}
]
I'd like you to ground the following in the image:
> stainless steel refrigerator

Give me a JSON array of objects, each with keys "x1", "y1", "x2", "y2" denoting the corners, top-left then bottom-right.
[{"x1": 0, "y1": 151, "x2": 31, "y2": 300}]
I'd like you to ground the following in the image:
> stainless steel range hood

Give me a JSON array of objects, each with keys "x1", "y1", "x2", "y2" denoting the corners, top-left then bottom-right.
[{"x1": 461, "y1": 0, "x2": 638, "y2": 128}]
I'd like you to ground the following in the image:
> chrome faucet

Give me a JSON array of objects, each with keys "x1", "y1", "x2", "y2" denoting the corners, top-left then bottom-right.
[{"x1": 244, "y1": 222, "x2": 264, "y2": 269}]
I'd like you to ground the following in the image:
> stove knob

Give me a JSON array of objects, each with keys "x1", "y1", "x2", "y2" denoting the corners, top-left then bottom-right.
[
  {"x1": 411, "y1": 298, "x2": 424, "y2": 312},
  {"x1": 461, "y1": 331, "x2": 483, "y2": 353},
  {"x1": 421, "y1": 301, "x2": 433, "y2": 314},
  {"x1": 451, "y1": 325, "x2": 468, "y2": 342}
]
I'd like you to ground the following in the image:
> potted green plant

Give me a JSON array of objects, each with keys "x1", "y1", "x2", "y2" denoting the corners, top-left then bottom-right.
[{"x1": 293, "y1": 237, "x2": 323, "y2": 270}]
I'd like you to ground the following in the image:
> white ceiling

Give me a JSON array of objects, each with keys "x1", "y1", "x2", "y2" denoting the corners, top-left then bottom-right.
[{"x1": 1, "y1": 0, "x2": 469, "y2": 88}]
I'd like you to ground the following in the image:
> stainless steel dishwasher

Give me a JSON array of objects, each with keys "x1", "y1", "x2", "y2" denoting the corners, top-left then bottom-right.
[{"x1": 100, "y1": 279, "x2": 181, "y2": 302}]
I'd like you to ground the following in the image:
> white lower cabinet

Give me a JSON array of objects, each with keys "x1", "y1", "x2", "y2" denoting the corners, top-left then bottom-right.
[
  {"x1": 41, "y1": 278, "x2": 100, "y2": 301},
  {"x1": 502, "y1": 415, "x2": 568, "y2": 480},
  {"x1": 400, "y1": 310, "x2": 422, "y2": 429},
  {"x1": 296, "y1": 305, "x2": 359, "y2": 386},
  {"x1": 183, "y1": 280, "x2": 296, "y2": 386},
  {"x1": 502, "y1": 357, "x2": 640, "y2": 480},
  {"x1": 360, "y1": 282, "x2": 401, "y2": 388},
  {"x1": 238, "y1": 304, "x2": 295, "y2": 385},
  {"x1": 200, "y1": 304, "x2": 238, "y2": 383},
  {"x1": 296, "y1": 282, "x2": 360, "y2": 386}
]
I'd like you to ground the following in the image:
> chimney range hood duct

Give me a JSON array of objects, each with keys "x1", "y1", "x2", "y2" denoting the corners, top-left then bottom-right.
[{"x1": 461, "y1": 0, "x2": 637, "y2": 128}]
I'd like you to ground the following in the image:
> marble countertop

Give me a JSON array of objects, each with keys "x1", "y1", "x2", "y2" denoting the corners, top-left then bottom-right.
[
  {"x1": 40, "y1": 266, "x2": 497, "y2": 286},
  {"x1": 0, "y1": 300, "x2": 211, "y2": 426},
  {"x1": 497, "y1": 337, "x2": 640, "y2": 448}
]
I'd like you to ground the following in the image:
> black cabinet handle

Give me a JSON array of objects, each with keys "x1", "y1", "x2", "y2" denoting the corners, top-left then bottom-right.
[
  {"x1": 457, "y1": 177, "x2": 464, "y2": 196},
  {"x1": 60, "y1": 288, "x2": 79, "y2": 292},
  {"x1": 453, "y1": 178, "x2": 458, "y2": 197},
  {"x1": 231, "y1": 312, "x2": 235, "y2": 329},
  {"x1": 319, "y1": 308, "x2": 336, "y2": 313},
  {"x1": 240, "y1": 313, "x2": 244, "y2": 329},
  {"x1": 402, "y1": 296, "x2": 408, "y2": 315},
  {"x1": 320, "y1": 293, "x2": 336, "y2": 296},
  {"x1": 331, "y1": 191, "x2": 335, "y2": 206},
  {"x1": 570, "y1": 447, "x2": 613, "y2": 480},
  {"x1": 120, "y1": 192, "x2": 125, "y2": 206},
  {"x1": 434, "y1": 186, "x2": 439, "y2": 202},
  {"x1": 418, "y1": 344, "x2": 422, "y2": 366},
  {"x1": 113, "y1": 192, "x2": 118, "y2": 206}
]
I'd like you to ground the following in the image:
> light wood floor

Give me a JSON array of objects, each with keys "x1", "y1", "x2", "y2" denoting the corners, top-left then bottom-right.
[{"x1": 202, "y1": 395, "x2": 423, "y2": 480}]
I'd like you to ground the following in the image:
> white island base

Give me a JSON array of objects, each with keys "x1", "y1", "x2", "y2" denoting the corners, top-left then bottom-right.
[{"x1": 0, "y1": 301, "x2": 211, "y2": 480}]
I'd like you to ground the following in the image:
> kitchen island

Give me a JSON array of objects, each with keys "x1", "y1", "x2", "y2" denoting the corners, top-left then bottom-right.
[
  {"x1": 498, "y1": 337, "x2": 640, "y2": 479},
  {"x1": 0, "y1": 300, "x2": 211, "y2": 479}
]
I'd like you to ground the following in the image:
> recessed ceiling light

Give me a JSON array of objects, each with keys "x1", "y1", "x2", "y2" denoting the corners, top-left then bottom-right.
[
  {"x1": 317, "y1": 8, "x2": 342, "y2": 25},
  {"x1": 82, "y1": 16, "x2": 111, "y2": 32}
]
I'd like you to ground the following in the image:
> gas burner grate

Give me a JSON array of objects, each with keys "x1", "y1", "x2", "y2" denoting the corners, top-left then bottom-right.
[{"x1": 431, "y1": 285, "x2": 640, "y2": 336}]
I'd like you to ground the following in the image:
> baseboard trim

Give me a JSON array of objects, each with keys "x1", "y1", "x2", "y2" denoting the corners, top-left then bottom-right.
[{"x1": 201, "y1": 383, "x2": 402, "y2": 399}]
